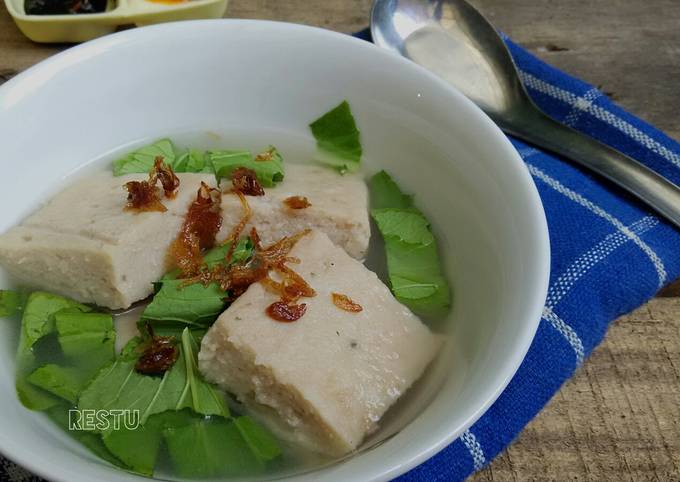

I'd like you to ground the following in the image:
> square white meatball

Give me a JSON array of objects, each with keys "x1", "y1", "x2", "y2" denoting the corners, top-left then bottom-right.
[
  {"x1": 199, "y1": 230, "x2": 441, "y2": 456},
  {"x1": 0, "y1": 172, "x2": 215, "y2": 309},
  {"x1": 218, "y1": 164, "x2": 370, "y2": 259}
]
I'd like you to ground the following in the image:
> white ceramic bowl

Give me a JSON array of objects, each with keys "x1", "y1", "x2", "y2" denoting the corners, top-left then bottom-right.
[{"x1": 0, "y1": 20, "x2": 549, "y2": 482}]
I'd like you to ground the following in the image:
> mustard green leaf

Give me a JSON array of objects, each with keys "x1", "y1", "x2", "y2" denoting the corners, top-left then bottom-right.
[
  {"x1": 309, "y1": 101, "x2": 362, "y2": 173},
  {"x1": 113, "y1": 139, "x2": 177, "y2": 176}
]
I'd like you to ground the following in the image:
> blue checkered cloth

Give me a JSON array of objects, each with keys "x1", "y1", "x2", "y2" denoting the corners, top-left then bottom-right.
[{"x1": 354, "y1": 28, "x2": 680, "y2": 481}]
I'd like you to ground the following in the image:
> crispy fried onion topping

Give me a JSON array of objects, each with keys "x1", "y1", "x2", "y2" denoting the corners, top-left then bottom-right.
[
  {"x1": 331, "y1": 292, "x2": 363, "y2": 313},
  {"x1": 169, "y1": 182, "x2": 222, "y2": 277},
  {"x1": 124, "y1": 157, "x2": 180, "y2": 212},
  {"x1": 172, "y1": 186, "x2": 315, "y2": 322},
  {"x1": 231, "y1": 167, "x2": 265, "y2": 196},
  {"x1": 283, "y1": 196, "x2": 311, "y2": 210}
]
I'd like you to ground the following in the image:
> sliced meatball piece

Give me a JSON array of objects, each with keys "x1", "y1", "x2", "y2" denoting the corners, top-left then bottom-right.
[
  {"x1": 218, "y1": 164, "x2": 370, "y2": 259},
  {"x1": 0, "y1": 172, "x2": 215, "y2": 309},
  {"x1": 199, "y1": 230, "x2": 441, "y2": 456}
]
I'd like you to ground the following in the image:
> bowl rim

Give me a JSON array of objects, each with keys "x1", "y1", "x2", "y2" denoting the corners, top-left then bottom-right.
[{"x1": 0, "y1": 18, "x2": 550, "y2": 482}]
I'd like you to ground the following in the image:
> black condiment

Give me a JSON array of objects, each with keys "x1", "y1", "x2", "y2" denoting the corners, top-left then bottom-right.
[{"x1": 24, "y1": 0, "x2": 107, "y2": 15}]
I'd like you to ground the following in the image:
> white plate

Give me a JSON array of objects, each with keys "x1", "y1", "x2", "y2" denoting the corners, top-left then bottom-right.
[{"x1": 0, "y1": 20, "x2": 550, "y2": 482}]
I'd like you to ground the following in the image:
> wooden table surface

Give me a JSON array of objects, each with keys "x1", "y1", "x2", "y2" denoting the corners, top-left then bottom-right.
[{"x1": 2, "y1": 1, "x2": 680, "y2": 481}]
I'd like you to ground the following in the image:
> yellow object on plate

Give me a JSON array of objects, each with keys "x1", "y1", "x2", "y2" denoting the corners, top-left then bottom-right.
[{"x1": 4, "y1": 0, "x2": 229, "y2": 43}]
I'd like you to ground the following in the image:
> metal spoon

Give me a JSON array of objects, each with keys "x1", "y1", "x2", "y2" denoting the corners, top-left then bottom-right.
[{"x1": 371, "y1": 0, "x2": 680, "y2": 229}]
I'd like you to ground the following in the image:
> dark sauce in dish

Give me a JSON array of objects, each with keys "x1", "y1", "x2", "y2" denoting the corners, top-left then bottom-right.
[{"x1": 24, "y1": 0, "x2": 107, "y2": 15}]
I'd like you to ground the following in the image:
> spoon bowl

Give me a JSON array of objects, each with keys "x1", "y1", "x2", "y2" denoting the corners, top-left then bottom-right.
[
  {"x1": 371, "y1": 0, "x2": 525, "y2": 117},
  {"x1": 372, "y1": 0, "x2": 680, "y2": 229}
]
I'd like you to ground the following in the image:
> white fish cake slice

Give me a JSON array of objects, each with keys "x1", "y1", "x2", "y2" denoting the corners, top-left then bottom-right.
[
  {"x1": 199, "y1": 230, "x2": 441, "y2": 456},
  {"x1": 218, "y1": 164, "x2": 370, "y2": 259},
  {"x1": 0, "y1": 172, "x2": 215, "y2": 309}
]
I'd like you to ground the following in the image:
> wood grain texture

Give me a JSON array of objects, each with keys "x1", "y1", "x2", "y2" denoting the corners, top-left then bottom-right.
[
  {"x1": 1, "y1": 1, "x2": 680, "y2": 481},
  {"x1": 471, "y1": 298, "x2": 680, "y2": 482}
]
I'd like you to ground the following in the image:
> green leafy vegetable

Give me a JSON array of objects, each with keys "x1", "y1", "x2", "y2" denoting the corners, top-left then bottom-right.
[
  {"x1": 112, "y1": 139, "x2": 287, "y2": 185},
  {"x1": 371, "y1": 209, "x2": 434, "y2": 245},
  {"x1": 142, "y1": 281, "x2": 229, "y2": 326},
  {"x1": 78, "y1": 329, "x2": 229, "y2": 429},
  {"x1": 112, "y1": 139, "x2": 177, "y2": 176},
  {"x1": 210, "y1": 147, "x2": 284, "y2": 187},
  {"x1": 203, "y1": 238, "x2": 253, "y2": 266},
  {"x1": 101, "y1": 409, "x2": 203, "y2": 475},
  {"x1": 76, "y1": 328, "x2": 281, "y2": 477},
  {"x1": 27, "y1": 364, "x2": 85, "y2": 403},
  {"x1": 0, "y1": 290, "x2": 27, "y2": 318},
  {"x1": 142, "y1": 323, "x2": 207, "y2": 340},
  {"x1": 369, "y1": 170, "x2": 451, "y2": 317},
  {"x1": 15, "y1": 369, "x2": 59, "y2": 411},
  {"x1": 56, "y1": 311, "x2": 115, "y2": 367},
  {"x1": 178, "y1": 327, "x2": 229, "y2": 416},
  {"x1": 235, "y1": 415, "x2": 282, "y2": 462},
  {"x1": 16, "y1": 292, "x2": 91, "y2": 410},
  {"x1": 102, "y1": 422, "x2": 162, "y2": 476},
  {"x1": 77, "y1": 329, "x2": 236, "y2": 475},
  {"x1": 47, "y1": 403, "x2": 125, "y2": 468},
  {"x1": 141, "y1": 239, "x2": 253, "y2": 327},
  {"x1": 163, "y1": 417, "x2": 265, "y2": 477},
  {"x1": 386, "y1": 240, "x2": 448, "y2": 300},
  {"x1": 23, "y1": 309, "x2": 115, "y2": 405},
  {"x1": 369, "y1": 170, "x2": 414, "y2": 209},
  {"x1": 10, "y1": 287, "x2": 280, "y2": 478},
  {"x1": 309, "y1": 100, "x2": 362, "y2": 173},
  {"x1": 19, "y1": 292, "x2": 90, "y2": 351},
  {"x1": 175, "y1": 149, "x2": 214, "y2": 173}
]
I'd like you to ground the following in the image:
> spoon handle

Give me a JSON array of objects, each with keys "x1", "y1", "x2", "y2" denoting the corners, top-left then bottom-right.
[{"x1": 499, "y1": 108, "x2": 680, "y2": 229}]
